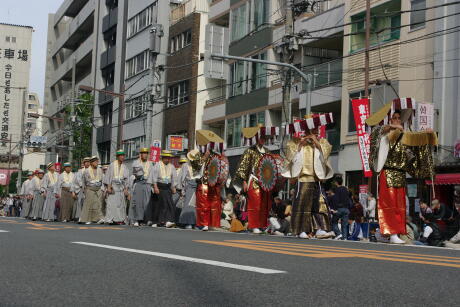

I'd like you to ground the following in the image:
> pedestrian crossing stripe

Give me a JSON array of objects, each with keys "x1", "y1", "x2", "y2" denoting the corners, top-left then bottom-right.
[{"x1": 195, "y1": 240, "x2": 460, "y2": 269}]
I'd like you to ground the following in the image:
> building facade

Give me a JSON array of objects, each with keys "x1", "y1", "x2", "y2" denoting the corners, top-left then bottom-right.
[
  {"x1": 43, "y1": 0, "x2": 101, "y2": 164},
  {"x1": 0, "y1": 23, "x2": 33, "y2": 175}
]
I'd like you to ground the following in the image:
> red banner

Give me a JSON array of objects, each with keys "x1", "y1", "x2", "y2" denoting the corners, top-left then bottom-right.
[
  {"x1": 149, "y1": 146, "x2": 161, "y2": 163},
  {"x1": 352, "y1": 99, "x2": 372, "y2": 177}
]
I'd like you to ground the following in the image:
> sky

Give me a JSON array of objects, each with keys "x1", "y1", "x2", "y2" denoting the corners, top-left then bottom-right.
[{"x1": 0, "y1": 0, "x2": 64, "y2": 106}]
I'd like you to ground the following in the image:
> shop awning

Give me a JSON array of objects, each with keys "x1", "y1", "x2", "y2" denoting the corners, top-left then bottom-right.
[{"x1": 426, "y1": 173, "x2": 460, "y2": 185}]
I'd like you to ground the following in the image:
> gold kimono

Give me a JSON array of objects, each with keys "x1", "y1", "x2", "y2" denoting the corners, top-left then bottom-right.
[{"x1": 285, "y1": 138, "x2": 333, "y2": 235}]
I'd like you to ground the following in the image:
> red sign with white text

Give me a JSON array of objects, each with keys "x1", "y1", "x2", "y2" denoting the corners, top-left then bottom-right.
[
  {"x1": 352, "y1": 99, "x2": 372, "y2": 177},
  {"x1": 149, "y1": 146, "x2": 161, "y2": 163}
]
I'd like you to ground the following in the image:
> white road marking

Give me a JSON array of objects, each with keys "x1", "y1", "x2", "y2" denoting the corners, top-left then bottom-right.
[
  {"x1": 0, "y1": 230, "x2": 9, "y2": 233},
  {"x1": 72, "y1": 241, "x2": 286, "y2": 274}
]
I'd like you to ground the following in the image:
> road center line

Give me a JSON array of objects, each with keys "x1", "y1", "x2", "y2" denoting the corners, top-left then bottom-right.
[
  {"x1": 0, "y1": 230, "x2": 9, "y2": 232},
  {"x1": 71, "y1": 241, "x2": 286, "y2": 274}
]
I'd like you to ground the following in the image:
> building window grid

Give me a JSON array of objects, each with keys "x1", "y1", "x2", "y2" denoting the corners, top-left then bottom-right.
[
  {"x1": 127, "y1": 2, "x2": 157, "y2": 38},
  {"x1": 167, "y1": 81, "x2": 189, "y2": 107},
  {"x1": 123, "y1": 136, "x2": 146, "y2": 159},
  {"x1": 226, "y1": 111, "x2": 265, "y2": 148},
  {"x1": 125, "y1": 50, "x2": 150, "y2": 79},
  {"x1": 170, "y1": 29, "x2": 192, "y2": 53},
  {"x1": 125, "y1": 95, "x2": 148, "y2": 120}
]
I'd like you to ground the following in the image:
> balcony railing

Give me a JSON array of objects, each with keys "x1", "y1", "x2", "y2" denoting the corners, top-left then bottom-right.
[
  {"x1": 170, "y1": 0, "x2": 209, "y2": 25},
  {"x1": 303, "y1": 59, "x2": 342, "y2": 90}
]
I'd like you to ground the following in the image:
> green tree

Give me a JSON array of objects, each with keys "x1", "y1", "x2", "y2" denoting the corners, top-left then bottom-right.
[
  {"x1": 65, "y1": 93, "x2": 93, "y2": 168},
  {"x1": 6, "y1": 171, "x2": 28, "y2": 195}
]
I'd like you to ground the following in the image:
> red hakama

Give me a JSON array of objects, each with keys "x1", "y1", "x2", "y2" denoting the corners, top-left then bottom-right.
[
  {"x1": 378, "y1": 171, "x2": 407, "y2": 235},
  {"x1": 247, "y1": 184, "x2": 271, "y2": 229},
  {"x1": 195, "y1": 184, "x2": 221, "y2": 228}
]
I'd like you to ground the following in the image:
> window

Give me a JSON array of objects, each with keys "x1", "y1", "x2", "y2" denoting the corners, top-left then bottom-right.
[
  {"x1": 11, "y1": 37, "x2": 16, "y2": 43},
  {"x1": 125, "y1": 94, "x2": 148, "y2": 120},
  {"x1": 230, "y1": 61, "x2": 246, "y2": 96},
  {"x1": 251, "y1": 52, "x2": 267, "y2": 90},
  {"x1": 127, "y1": 2, "x2": 157, "y2": 38},
  {"x1": 5, "y1": 36, "x2": 9, "y2": 42},
  {"x1": 167, "y1": 81, "x2": 189, "y2": 107},
  {"x1": 254, "y1": 0, "x2": 269, "y2": 29},
  {"x1": 231, "y1": 4, "x2": 248, "y2": 41},
  {"x1": 170, "y1": 29, "x2": 192, "y2": 53},
  {"x1": 28, "y1": 104, "x2": 35, "y2": 109},
  {"x1": 125, "y1": 50, "x2": 149, "y2": 79},
  {"x1": 226, "y1": 111, "x2": 266, "y2": 148},
  {"x1": 28, "y1": 95, "x2": 35, "y2": 100},
  {"x1": 226, "y1": 117, "x2": 242, "y2": 148},
  {"x1": 350, "y1": 1, "x2": 401, "y2": 52},
  {"x1": 410, "y1": 0, "x2": 426, "y2": 30},
  {"x1": 123, "y1": 136, "x2": 146, "y2": 159},
  {"x1": 183, "y1": 29, "x2": 192, "y2": 46}
]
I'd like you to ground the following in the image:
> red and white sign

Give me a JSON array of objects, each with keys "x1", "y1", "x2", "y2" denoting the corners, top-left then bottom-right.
[
  {"x1": 149, "y1": 146, "x2": 161, "y2": 163},
  {"x1": 415, "y1": 102, "x2": 434, "y2": 131},
  {"x1": 0, "y1": 169, "x2": 18, "y2": 185},
  {"x1": 168, "y1": 135, "x2": 184, "y2": 151},
  {"x1": 352, "y1": 99, "x2": 372, "y2": 177}
]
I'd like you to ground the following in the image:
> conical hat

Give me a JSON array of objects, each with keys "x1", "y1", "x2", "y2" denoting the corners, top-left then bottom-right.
[
  {"x1": 196, "y1": 130, "x2": 224, "y2": 146},
  {"x1": 242, "y1": 127, "x2": 260, "y2": 139},
  {"x1": 365, "y1": 102, "x2": 392, "y2": 126}
]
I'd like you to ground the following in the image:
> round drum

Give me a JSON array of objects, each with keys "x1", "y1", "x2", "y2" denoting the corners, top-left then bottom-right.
[
  {"x1": 256, "y1": 154, "x2": 280, "y2": 192},
  {"x1": 206, "y1": 154, "x2": 229, "y2": 187}
]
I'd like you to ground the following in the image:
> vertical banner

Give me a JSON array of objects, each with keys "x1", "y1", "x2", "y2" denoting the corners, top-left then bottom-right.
[
  {"x1": 149, "y1": 146, "x2": 161, "y2": 162},
  {"x1": 415, "y1": 102, "x2": 434, "y2": 131},
  {"x1": 359, "y1": 184, "x2": 368, "y2": 207},
  {"x1": 352, "y1": 99, "x2": 372, "y2": 177}
]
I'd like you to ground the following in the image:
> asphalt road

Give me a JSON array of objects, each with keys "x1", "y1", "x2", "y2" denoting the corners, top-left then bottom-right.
[{"x1": 1, "y1": 217, "x2": 459, "y2": 307}]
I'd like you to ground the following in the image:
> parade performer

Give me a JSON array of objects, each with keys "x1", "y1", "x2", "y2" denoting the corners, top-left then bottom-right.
[
  {"x1": 188, "y1": 130, "x2": 227, "y2": 231},
  {"x1": 233, "y1": 125, "x2": 279, "y2": 234},
  {"x1": 151, "y1": 150, "x2": 177, "y2": 228},
  {"x1": 103, "y1": 150, "x2": 129, "y2": 224},
  {"x1": 30, "y1": 170, "x2": 45, "y2": 220},
  {"x1": 55, "y1": 162, "x2": 75, "y2": 222},
  {"x1": 41, "y1": 163, "x2": 58, "y2": 222},
  {"x1": 129, "y1": 147, "x2": 155, "y2": 226},
  {"x1": 366, "y1": 99, "x2": 436, "y2": 244},
  {"x1": 19, "y1": 171, "x2": 34, "y2": 218},
  {"x1": 179, "y1": 152, "x2": 200, "y2": 229},
  {"x1": 283, "y1": 113, "x2": 334, "y2": 239},
  {"x1": 71, "y1": 157, "x2": 91, "y2": 221},
  {"x1": 79, "y1": 156, "x2": 104, "y2": 225}
]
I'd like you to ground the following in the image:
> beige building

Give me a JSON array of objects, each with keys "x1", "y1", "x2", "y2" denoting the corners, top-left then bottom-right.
[
  {"x1": 0, "y1": 23, "x2": 33, "y2": 171},
  {"x1": 23, "y1": 93, "x2": 45, "y2": 171}
]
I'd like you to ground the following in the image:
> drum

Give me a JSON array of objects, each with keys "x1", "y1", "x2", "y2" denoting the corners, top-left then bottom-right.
[
  {"x1": 256, "y1": 154, "x2": 280, "y2": 192},
  {"x1": 206, "y1": 154, "x2": 229, "y2": 187}
]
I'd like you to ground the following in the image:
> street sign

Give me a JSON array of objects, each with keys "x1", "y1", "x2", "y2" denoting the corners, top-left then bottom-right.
[
  {"x1": 152, "y1": 139, "x2": 161, "y2": 148},
  {"x1": 204, "y1": 24, "x2": 229, "y2": 79}
]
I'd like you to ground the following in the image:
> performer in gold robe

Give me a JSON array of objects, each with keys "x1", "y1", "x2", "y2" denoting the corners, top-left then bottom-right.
[
  {"x1": 233, "y1": 126, "x2": 279, "y2": 234},
  {"x1": 367, "y1": 106, "x2": 436, "y2": 244},
  {"x1": 188, "y1": 130, "x2": 226, "y2": 231},
  {"x1": 283, "y1": 114, "x2": 334, "y2": 239}
]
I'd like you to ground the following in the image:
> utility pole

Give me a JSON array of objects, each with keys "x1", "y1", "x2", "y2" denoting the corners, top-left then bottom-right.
[
  {"x1": 364, "y1": 0, "x2": 373, "y2": 192},
  {"x1": 364, "y1": 0, "x2": 371, "y2": 98},
  {"x1": 147, "y1": 24, "x2": 163, "y2": 148},
  {"x1": 282, "y1": 1, "x2": 295, "y2": 122},
  {"x1": 17, "y1": 89, "x2": 27, "y2": 192},
  {"x1": 117, "y1": 85, "x2": 125, "y2": 150},
  {"x1": 6, "y1": 134, "x2": 12, "y2": 195},
  {"x1": 69, "y1": 57, "x2": 76, "y2": 163}
]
